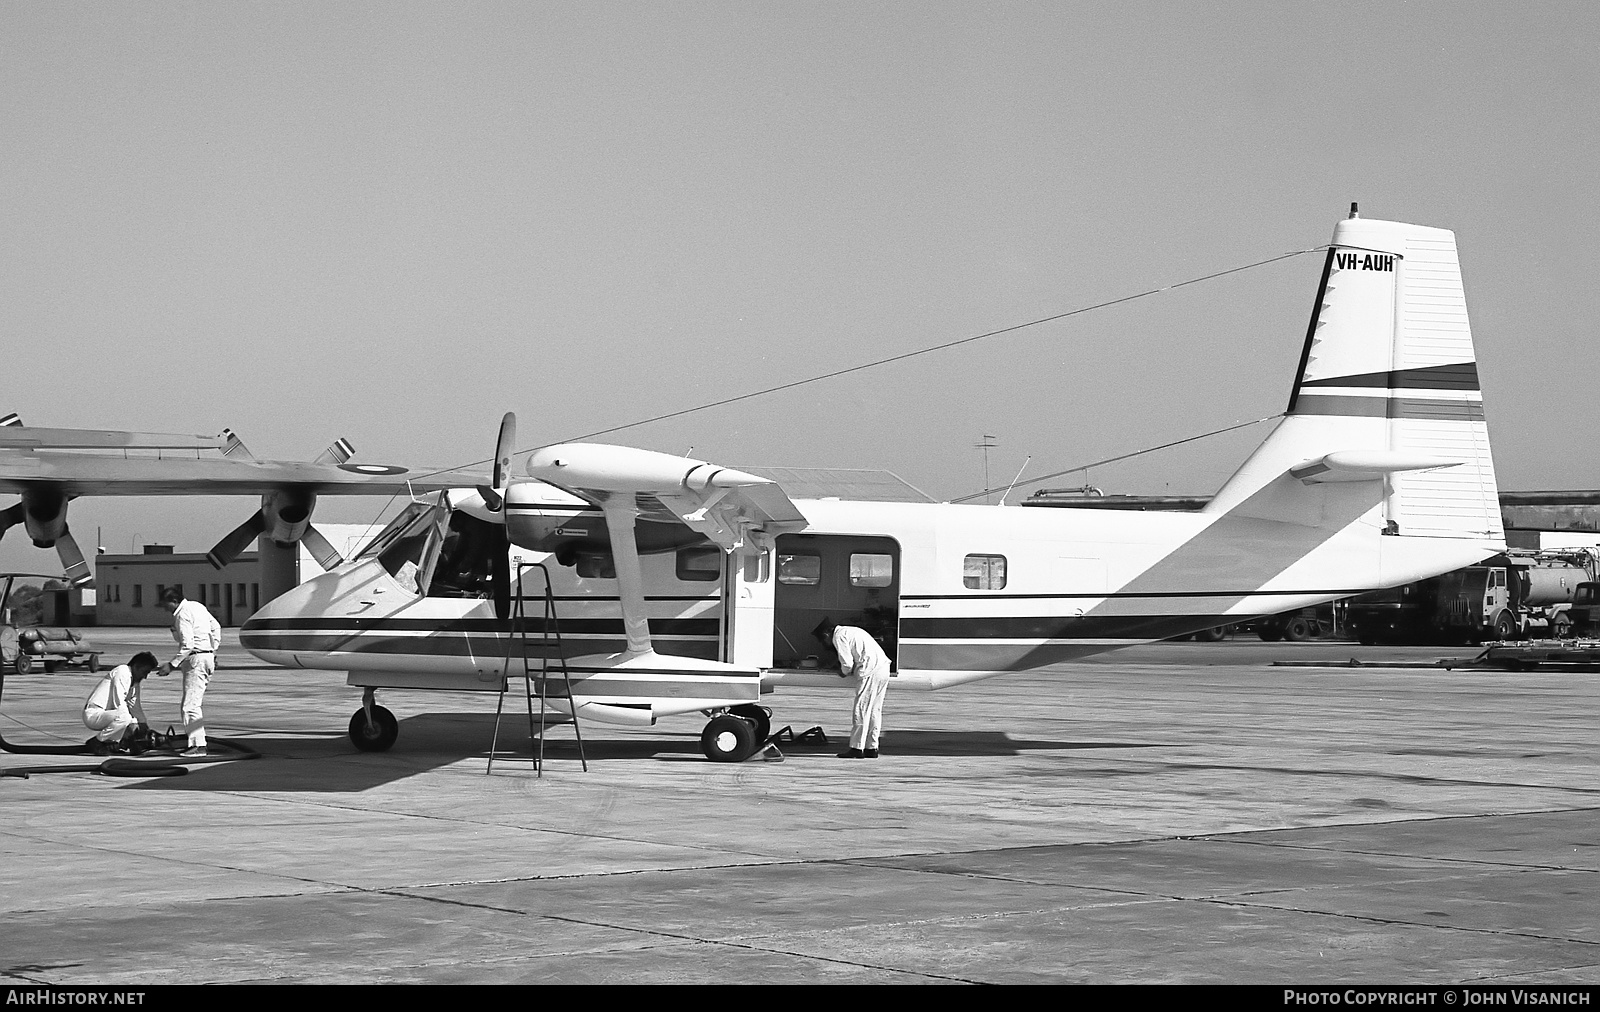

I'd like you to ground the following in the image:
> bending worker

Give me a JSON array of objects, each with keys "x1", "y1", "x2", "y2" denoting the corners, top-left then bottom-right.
[
  {"x1": 83, "y1": 651, "x2": 159, "y2": 754},
  {"x1": 813, "y1": 617, "x2": 891, "y2": 759},
  {"x1": 157, "y1": 587, "x2": 222, "y2": 757}
]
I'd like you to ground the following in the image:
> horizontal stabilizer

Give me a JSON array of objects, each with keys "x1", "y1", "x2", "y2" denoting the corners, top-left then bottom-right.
[{"x1": 1289, "y1": 451, "x2": 1460, "y2": 484}]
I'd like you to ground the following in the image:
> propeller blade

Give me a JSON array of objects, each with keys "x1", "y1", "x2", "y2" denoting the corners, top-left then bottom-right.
[
  {"x1": 0, "y1": 412, "x2": 22, "y2": 427},
  {"x1": 300, "y1": 524, "x2": 345, "y2": 571},
  {"x1": 314, "y1": 437, "x2": 355, "y2": 466},
  {"x1": 475, "y1": 485, "x2": 504, "y2": 511},
  {"x1": 0, "y1": 502, "x2": 22, "y2": 540},
  {"x1": 207, "y1": 510, "x2": 266, "y2": 569},
  {"x1": 221, "y1": 428, "x2": 255, "y2": 459},
  {"x1": 55, "y1": 527, "x2": 93, "y2": 587},
  {"x1": 482, "y1": 412, "x2": 517, "y2": 512}
]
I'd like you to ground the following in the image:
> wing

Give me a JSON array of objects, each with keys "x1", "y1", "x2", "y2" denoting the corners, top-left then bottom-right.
[
  {"x1": 525, "y1": 442, "x2": 808, "y2": 553},
  {"x1": 0, "y1": 451, "x2": 486, "y2": 496},
  {"x1": 0, "y1": 419, "x2": 495, "y2": 582}
]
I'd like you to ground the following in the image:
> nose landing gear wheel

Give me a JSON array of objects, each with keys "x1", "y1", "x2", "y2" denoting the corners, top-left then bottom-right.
[
  {"x1": 701, "y1": 714, "x2": 758, "y2": 762},
  {"x1": 349, "y1": 705, "x2": 399, "y2": 752}
]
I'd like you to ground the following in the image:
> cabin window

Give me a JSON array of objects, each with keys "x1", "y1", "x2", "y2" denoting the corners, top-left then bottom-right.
[
  {"x1": 575, "y1": 553, "x2": 617, "y2": 579},
  {"x1": 964, "y1": 554, "x2": 1007, "y2": 590},
  {"x1": 849, "y1": 553, "x2": 894, "y2": 588},
  {"x1": 777, "y1": 553, "x2": 821, "y2": 585},
  {"x1": 676, "y1": 547, "x2": 722, "y2": 582}
]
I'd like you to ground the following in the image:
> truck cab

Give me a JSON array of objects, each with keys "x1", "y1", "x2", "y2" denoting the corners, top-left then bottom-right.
[{"x1": 1570, "y1": 582, "x2": 1600, "y2": 638}]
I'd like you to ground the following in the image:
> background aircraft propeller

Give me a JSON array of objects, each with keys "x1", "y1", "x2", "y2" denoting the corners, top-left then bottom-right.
[
  {"x1": 204, "y1": 435, "x2": 358, "y2": 571},
  {"x1": 0, "y1": 488, "x2": 92, "y2": 586}
]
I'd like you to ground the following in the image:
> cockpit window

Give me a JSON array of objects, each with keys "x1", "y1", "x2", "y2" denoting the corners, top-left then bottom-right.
[
  {"x1": 359, "y1": 503, "x2": 448, "y2": 594},
  {"x1": 355, "y1": 502, "x2": 435, "y2": 564},
  {"x1": 428, "y1": 512, "x2": 503, "y2": 599}
]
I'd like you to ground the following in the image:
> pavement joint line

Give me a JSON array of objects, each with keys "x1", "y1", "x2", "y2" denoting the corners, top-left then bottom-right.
[
  {"x1": 159, "y1": 785, "x2": 787, "y2": 852},
  {"x1": 364, "y1": 886, "x2": 986, "y2": 983},
  {"x1": 1138, "y1": 760, "x2": 1600, "y2": 794},
  {"x1": 1208, "y1": 895, "x2": 1600, "y2": 948},
  {"x1": 1465, "y1": 959, "x2": 1600, "y2": 984}
]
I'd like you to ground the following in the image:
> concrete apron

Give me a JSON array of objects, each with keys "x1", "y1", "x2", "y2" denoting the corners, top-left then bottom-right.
[{"x1": 2, "y1": 633, "x2": 1597, "y2": 984}]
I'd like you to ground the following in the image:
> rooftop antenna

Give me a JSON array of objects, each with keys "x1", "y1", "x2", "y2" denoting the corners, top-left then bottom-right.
[
  {"x1": 975, "y1": 434, "x2": 998, "y2": 504},
  {"x1": 1349, "y1": 202, "x2": 1360, "y2": 219}
]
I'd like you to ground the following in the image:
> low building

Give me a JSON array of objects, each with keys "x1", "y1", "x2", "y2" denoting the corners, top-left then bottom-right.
[{"x1": 92, "y1": 524, "x2": 382, "y2": 627}]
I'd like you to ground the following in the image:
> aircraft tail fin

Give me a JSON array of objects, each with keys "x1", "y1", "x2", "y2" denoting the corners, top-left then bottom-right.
[{"x1": 1206, "y1": 214, "x2": 1501, "y2": 555}]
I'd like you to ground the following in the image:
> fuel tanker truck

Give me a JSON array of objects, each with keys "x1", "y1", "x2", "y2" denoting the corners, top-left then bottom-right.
[{"x1": 1346, "y1": 549, "x2": 1600, "y2": 645}]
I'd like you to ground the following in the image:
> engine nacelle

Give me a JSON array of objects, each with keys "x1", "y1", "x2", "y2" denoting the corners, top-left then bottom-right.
[
  {"x1": 503, "y1": 483, "x2": 705, "y2": 562},
  {"x1": 262, "y1": 489, "x2": 316, "y2": 546},
  {"x1": 22, "y1": 487, "x2": 68, "y2": 547}
]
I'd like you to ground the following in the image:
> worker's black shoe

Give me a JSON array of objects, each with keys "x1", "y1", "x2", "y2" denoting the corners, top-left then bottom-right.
[
  {"x1": 863, "y1": 748, "x2": 879, "y2": 759},
  {"x1": 84, "y1": 737, "x2": 111, "y2": 756},
  {"x1": 836, "y1": 748, "x2": 864, "y2": 759}
]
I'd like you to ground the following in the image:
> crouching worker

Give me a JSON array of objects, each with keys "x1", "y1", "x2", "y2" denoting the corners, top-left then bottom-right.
[{"x1": 82, "y1": 651, "x2": 159, "y2": 755}]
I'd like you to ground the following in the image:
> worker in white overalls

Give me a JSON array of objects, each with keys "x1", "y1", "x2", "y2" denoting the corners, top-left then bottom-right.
[
  {"x1": 156, "y1": 587, "x2": 222, "y2": 757},
  {"x1": 814, "y1": 617, "x2": 891, "y2": 759},
  {"x1": 82, "y1": 651, "x2": 159, "y2": 754}
]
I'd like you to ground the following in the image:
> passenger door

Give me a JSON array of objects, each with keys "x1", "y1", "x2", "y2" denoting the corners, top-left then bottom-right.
[{"x1": 771, "y1": 534, "x2": 899, "y2": 669}]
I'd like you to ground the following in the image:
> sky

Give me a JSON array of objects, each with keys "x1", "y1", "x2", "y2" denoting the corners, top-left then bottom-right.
[{"x1": 2, "y1": 1, "x2": 1598, "y2": 572}]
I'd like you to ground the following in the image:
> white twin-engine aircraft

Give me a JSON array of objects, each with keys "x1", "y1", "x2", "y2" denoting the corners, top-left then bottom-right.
[{"x1": 241, "y1": 214, "x2": 1505, "y2": 762}]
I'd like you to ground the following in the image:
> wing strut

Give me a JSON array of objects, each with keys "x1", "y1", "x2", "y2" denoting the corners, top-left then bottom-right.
[{"x1": 602, "y1": 497, "x2": 654, "y2": 658}]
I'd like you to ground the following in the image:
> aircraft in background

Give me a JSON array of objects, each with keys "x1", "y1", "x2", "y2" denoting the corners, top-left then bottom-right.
[
  {"x1": 0, "y1": 414, "x2": 480, "y2": 586},
  {"x1": 241, "y1": 212, "x2": 1507, "y2": 763}
]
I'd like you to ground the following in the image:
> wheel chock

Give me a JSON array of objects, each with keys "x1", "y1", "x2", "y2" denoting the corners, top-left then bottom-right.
[
  {"x1": 771, "y1": 725, "x2": 827, "y2": 746},
  {"x1": 747, "y1": 742, "x2": 784, "y2": 763}
]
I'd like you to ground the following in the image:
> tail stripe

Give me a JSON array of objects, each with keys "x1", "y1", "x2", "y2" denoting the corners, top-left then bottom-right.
[
  {"x1": 1299, "y1": 362, "x2": 1479, "y2": 391},
  {"x1": 1292, "y1": 394, "x2": 1485, "y2": 421}
]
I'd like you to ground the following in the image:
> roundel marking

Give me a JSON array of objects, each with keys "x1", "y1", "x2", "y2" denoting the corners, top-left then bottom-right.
[{"x1": 338, "y1": 463, "x2": 410, "y2": 475}]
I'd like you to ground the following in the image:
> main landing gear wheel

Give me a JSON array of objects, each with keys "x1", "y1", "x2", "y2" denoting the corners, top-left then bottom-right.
[
  {"x1": 349, "y1": 705, "x2": 399, "y2": 752},
  {"x1": 701, "y1": 714, "x2": 758, "y2": 763},
  {"x1": 729, "y1": 704, "x2": 771, "y2": 745}
]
